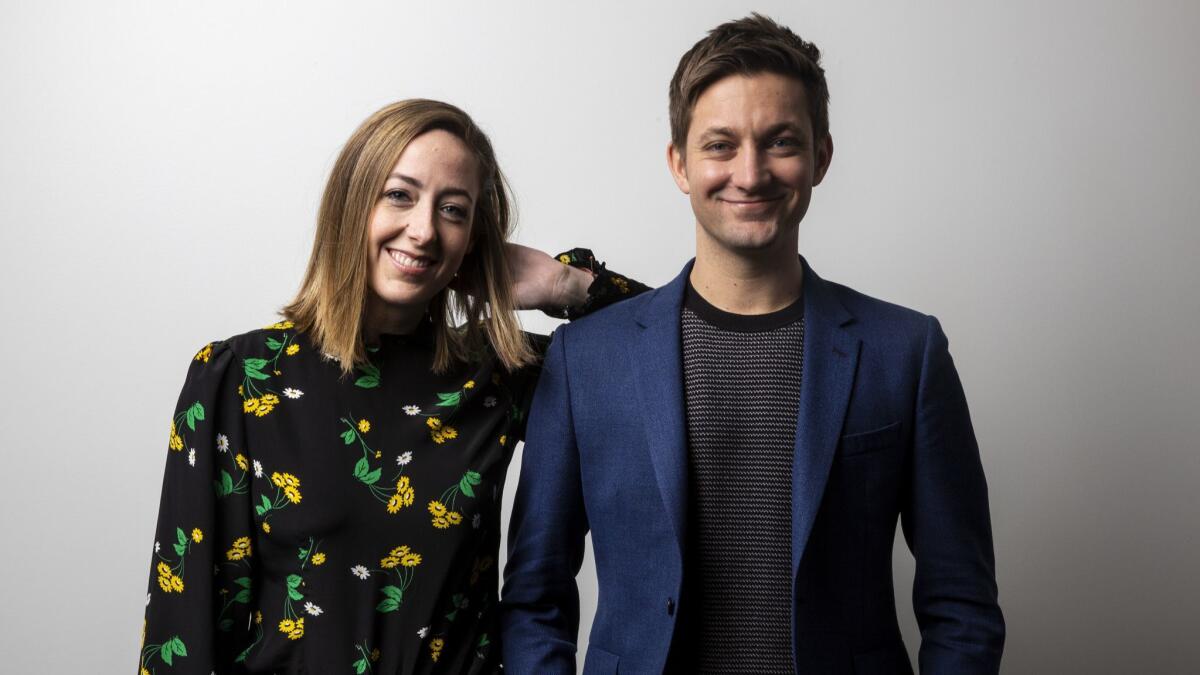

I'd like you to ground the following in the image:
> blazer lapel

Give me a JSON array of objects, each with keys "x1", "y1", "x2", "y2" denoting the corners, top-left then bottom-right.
[
  {"x1": 630, "y1": 261, "x2": 692, "y2": 557},
  {"x1": 792, "y1": 259, "x2": 860, "y2": 573}
]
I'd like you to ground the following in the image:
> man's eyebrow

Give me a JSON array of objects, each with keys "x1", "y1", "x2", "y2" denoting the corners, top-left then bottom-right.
[
  {"x1": 696, "y1": 127, "x2": 736, "y2": 143},
  {"x1": 386, "y1": 173, "x2": 473, "y2": 202},
  {"x1": 761, "y1": 122, "x2": 807, "y2": 139}
]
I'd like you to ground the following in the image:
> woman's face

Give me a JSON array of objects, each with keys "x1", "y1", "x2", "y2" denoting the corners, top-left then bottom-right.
[{"x1": 367, "y1": 129, "x2": 481, "y2": 327}]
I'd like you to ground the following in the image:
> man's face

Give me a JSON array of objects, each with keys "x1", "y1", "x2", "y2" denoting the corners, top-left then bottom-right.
[{"x1": 668, "y1": 72, "x2": 832, "y2": 259}]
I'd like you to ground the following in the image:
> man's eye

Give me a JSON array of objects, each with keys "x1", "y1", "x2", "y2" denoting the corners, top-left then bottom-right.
[{"x1": 770, "y1": 137, "x2": 802, "y2": 150}]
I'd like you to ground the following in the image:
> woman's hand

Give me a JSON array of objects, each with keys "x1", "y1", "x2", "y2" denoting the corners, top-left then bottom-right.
[{"x1": 507, "y1": 243, "x2": 593, "y2": 314}]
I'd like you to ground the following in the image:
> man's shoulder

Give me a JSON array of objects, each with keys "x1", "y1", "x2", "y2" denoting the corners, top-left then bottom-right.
[
  {"x1": 819, "y1": 276, "x2": 935, "y2": 341},
  {"x1": 555, "y1": 285, "x2": 657, "y2": 347}
]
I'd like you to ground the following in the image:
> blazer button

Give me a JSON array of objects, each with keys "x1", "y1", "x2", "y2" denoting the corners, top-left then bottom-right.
[{"x1": 666, "y1": 598, "x2": 675, "y2": 616}]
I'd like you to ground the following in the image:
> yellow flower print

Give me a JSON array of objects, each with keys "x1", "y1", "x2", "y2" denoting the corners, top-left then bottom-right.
[
  {"x1": 441, "y1": 426, "x2": 458, "y2": 440},
  {"x1": 430, "y1": 637, "x2": 444, "y2": 662},
  {"x1": 285, "y1": 344, "x2": 300, "y2": 356},
  {"x1": 386, "y1": 494, "x2": 403, "y2": 513},
  {"x1": 558, "y1": 254, "x2": 572, "y2": 263},
  {"x1": 463, "y1": 380, "x2": 475, "y2": 389},
  {"x1": 380, "y1": 556, "x2": 400, "y2": 569},
  {"x1": 142, "y1": 668, "x2": 151, "y2": 675},
  {"x1": 191, "y1": 528, "x2": 203, "y2": 543},
  {"x1": 278, "y1": 617, "x2": 305, "y2": 639},
  {"x1": 358, "y1": 419, "x2": 371, "y2": 433},
  {"x1": 271, "y1": 472, "x2": 300, "y2": 489},
  {"x1": 499, "y1": 435, "x2": 507, "y2": 447},
  {"x1": 262, "y1": 522, "x2": 271, "y2": 533},
  {"x1": 254, "y1": 610, "x2": 263, "y2": 625},
  {"x1": 169, "y1": 575, "x2": 184, "y2": 593},
  {"x1": 427, "y1": 500, "x2": 447, "y2": 517},
  {"x1": 226, "y1": 537, "x2": 252, "y2": 561},
  {"x1": 431, "y1": 431, "x2": 446, "y2": 444},
  {"x1": 243, "y1": 397, "x2": 260, "y2": 414},
  {"x1": 168, "y1": 421, "x2": 184, "y2": 451},
  {"x1": 157, "y1": 562, "x2": 171, "y2": 577},
  {"x1": 312, "y1": 552, "x2": 326, "y2": 566},
  {"x1": 426, "y1": 417, "x2": 442, "y2": 431},
  {"x1": 447, "y1": 511, "x2": 463, "y2": 525},
  {"x1": 261, "y1": 393, "x2": 280, "y2": 406},
  {"x1": 400, "y1": 552, "x2": 422, "y2": 567},
  {"x1": 283, "y1": 485, "x2": 302, "y2": 504},
  {"x1": 156, "y1": 575, "x2": 172, "y2": 592},
  {"x1": 194, "y1": 343, "x2": 213, "y2": 363},
  {"x1": 370, "y1": 648, "x2": 380, "y2": 662},
  {"x1": 236, "y1": 454, "x2": 249, "y2": 471},
  {"x1": 390, "y1": 545, "x2": 411, "y2": 558},
  {"x1": 264, "y1": 320, "x2": 295, "y2": 330},
  {"x1": 432, "y1": 516, "x2": 450, "y2": 529}
]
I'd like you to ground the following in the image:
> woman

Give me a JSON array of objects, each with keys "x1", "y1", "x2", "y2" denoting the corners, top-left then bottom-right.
[{"x1": 139, "y1": 99, "x2": 645, "y2": 674}]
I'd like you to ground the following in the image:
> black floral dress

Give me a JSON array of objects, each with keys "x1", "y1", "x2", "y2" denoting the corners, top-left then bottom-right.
[{"x1": 139, "y1": 255, "x2": 648, "y2": 675}]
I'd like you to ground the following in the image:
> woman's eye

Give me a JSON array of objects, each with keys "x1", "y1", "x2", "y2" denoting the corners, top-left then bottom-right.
[
  {"x1": 384, "y1": 189, "x2": 411, "y2": 203},
  {"x1": 441, "y1": 204, "x2": 468, "y2": 220}
]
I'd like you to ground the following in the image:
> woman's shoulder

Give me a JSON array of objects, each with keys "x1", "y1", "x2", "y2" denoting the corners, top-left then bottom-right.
[{"x1": 188, "y1": 319, "x2": 317, "y2": 367}]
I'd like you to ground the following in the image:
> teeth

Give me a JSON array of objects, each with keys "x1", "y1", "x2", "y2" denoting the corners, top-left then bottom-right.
[{"x1": 389, "y1": 250, "x2": 433, "y2": 268}]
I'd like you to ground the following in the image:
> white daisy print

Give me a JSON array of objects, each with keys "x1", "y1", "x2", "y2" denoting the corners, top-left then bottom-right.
[
  {"x1": 304, "y1": 602, "x2": 323, "y2": 616},
  {"x1": 216, "y1": 433, "x2": 229, "y2": 452},
  {"x1": 154, "y1": 541, "x2": 160, "y2": 553},
  {"x1": 283, "y1": 388, "x2": 304, "y2": 399},
  {"x1": 253, "y1": 459, "x2": 264, "y2": 478},
  {"x1": 417, "y1": 626, "x2": 429, "y2": 638},
  {"x1": 483, "y1": 396, "x2": 497, "y2": 408},
  {"x1": 187, "y1": 448, "x2": 196, "y2": 466},
  {"x1": 403, "y1": 405, "x2": 421, "y2": 416},
  {"x1": 472, "y1": 513, "x2": 481, "y2": 529},
  {"x1": 351, "y1": 565, "x2": 370, "y2": 580},
  {"x1": 397, "y1": 451, "x2": 413, "y2": 466},
  {"x1": 145, "y1": 592, "x2": 151, "y2": 607}
]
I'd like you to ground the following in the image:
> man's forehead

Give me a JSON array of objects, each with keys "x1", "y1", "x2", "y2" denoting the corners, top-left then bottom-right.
[{"x1": 689, "y1": 72, "x2": 811, "y2": 136}]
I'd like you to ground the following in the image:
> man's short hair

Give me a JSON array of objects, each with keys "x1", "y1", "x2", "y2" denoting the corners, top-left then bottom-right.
[{"x1": 669, "y1": 13, "x2": 830, "y2": 150}]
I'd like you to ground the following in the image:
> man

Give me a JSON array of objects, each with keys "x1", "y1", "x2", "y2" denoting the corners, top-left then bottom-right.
[{"x1": 501, "y1": 14, "x2": 1004, "y2": 674}]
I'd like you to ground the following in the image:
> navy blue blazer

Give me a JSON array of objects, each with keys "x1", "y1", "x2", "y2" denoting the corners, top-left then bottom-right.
[{"x1": 501, "y1": 259, "x2": 1004, "y2": 674}]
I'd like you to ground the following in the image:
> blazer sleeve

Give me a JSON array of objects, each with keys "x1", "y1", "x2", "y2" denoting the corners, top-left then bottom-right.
[
  {"x1": 903, "y1": 317, "x2": 1006, "y2": 674},
  {"x1": 500, "y1": 327, "x2": 589, "y2": 675},
  {"x1": 139, "y1": 342, "x2": 258, "y2": 674}
]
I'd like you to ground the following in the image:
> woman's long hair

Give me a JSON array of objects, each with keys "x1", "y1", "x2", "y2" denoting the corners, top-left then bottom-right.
[{"x1": 282, "y1": 99, "x2": 535, "y2": 374}]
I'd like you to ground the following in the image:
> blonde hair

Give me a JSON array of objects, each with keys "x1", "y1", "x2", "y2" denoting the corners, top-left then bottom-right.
[{"x1": 282, "y1": 99, "x2": 535, "y2": 374}]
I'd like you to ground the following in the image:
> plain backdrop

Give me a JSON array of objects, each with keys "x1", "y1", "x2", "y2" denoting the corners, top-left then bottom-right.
[{"x1": 2, "y1": 1, "x2": 1199, "y2": 672}]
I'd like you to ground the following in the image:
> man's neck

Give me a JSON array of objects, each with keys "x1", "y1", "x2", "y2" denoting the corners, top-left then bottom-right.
[{"x1": 689, "y1": 238, "x2": 804, "y2": 315}]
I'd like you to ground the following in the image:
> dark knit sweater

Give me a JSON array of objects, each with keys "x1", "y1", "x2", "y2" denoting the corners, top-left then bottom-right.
[{"x1": 669, "y1": 282, "x2": 804, "y2": 674}]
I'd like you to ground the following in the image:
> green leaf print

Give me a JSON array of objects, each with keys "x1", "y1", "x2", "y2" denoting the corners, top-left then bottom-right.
[
  {"x1": 234, "y1": 576, "x2": 252, "y2": 588},
  {"x1": 464, "y1": 471, "x2": 481, "y2": 485},
  {"x1": 362, "y1": 468, "x2": 382, "y2": 485},
  {"x1": 161, "y1": 641, "x2": 174, "y2": 666},
  {"x1": 171, "y1": 637, "x2": 188, "y2": 657},
  {"x1": 288, "y1": 587, "x2": 304, "y2": 601},
  {"x1": 354, "y1": 658, "x2": 368, "y2": 674},
  {"x1": 436, "y1": 391, "x2": 462, "y2": 407},
  {"x1": 176, "y1": 528, "x2": 187, "y2": 546},
  {"x1": 376, "y1": 598, "x2": 399, "y2": 613},
  {"x1": 459, "y1": 478, "x2": 475, "y2": 498},
  {"x1": 173, "y1": 542, "x2": 186, "y2": 557},
  {"x1": 355, "y1": 375, "x2": 380, "y2": 389},
  {"x1": 353, "y1": 457, "x2": 369, "y2": 478},
  {"x1": 216, "y1": 470, "x2": 234, "y2": 497},
  {"x1": 380, "y1": 586, "x2": 404, "y2": 601},
  {"x1": 234, "y1": 589, "x2": 252, "y2": 604},
  {"x1": 219, "y1": 618, "x2": 235, "y2": 632},
  {"x1": 286, "y1": 574, "x2": 303, "y2": 589},
  {"x1": 342, "y1": 430, "x2": 357, "y2": 445},
  {"x1": 188, "y1": 402, "x2": 205, "y2": 429},
  {"x1": 243, "y1": 358, "x2": 270, "y2": 380},
  {"x1": 266, "y1": 337, "x2": 282, "y2": 350}
]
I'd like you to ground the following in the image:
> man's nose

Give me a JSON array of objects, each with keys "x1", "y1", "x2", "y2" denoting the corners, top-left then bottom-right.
[{"x1": 730, "y1": 146, "x2": 770, "y2": 192}]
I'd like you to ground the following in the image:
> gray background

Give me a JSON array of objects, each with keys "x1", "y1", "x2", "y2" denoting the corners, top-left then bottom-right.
[{"x1": 2, "y1": 0, "x2": 1198, "y2": 672}]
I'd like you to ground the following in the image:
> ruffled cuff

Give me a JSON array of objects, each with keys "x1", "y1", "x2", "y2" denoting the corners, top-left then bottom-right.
[{"x1": 551, "y1": 248, "x2": 651, "y2": 320}]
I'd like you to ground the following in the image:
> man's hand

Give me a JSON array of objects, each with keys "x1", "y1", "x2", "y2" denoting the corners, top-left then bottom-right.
[{"x1": 507, "y1": 243, "x2": 593, "y2": 314}]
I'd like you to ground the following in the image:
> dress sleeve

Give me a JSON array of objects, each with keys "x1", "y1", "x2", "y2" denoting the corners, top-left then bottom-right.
[
  {"x1": 140, "y1": 341, "x2": 258, "y2": 674},
  {"x1": 549, "y1": 248, "x2": 652, "y2": 320}
]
